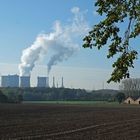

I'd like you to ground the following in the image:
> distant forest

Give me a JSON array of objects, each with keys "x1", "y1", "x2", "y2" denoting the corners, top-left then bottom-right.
[
  {"x1": 0, "y1": 87, "x2": 119, "y2": 103},
  {"x1": 1, "y1": 78, "x2": 140, "y2": 103}
]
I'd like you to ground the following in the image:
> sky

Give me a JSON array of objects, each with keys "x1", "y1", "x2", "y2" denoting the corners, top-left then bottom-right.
[{"x1": 0, "y1": 0, "x2": 139, "y2": 90}]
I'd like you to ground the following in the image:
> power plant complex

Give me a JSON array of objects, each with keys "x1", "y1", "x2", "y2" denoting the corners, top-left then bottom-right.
[
  {"x1": 1, "y1": 75, "x2": 19, "y2": 87},
  {"x1": 37, "y1": 77, "x2": 49, "y2": 87},
  {"x1": 1, "y1": 75, "x2": 49, "y2": 88},
  {"x1": 0, "y1": 75, "x2": 64, "y2": 88}
]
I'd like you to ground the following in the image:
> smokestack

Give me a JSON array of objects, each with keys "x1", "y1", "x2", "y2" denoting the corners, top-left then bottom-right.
[
  {"x1": 52, "y1": 76, "x2": 55, "y2": 88},
  {"x1": 46, "y1": 77, "x2": 49, "y2": 87},
  {"x1": 61, "y1": 77, "x2": 64, "y2": 88}
]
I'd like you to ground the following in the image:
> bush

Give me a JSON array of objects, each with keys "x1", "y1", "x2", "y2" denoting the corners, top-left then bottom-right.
[
  {"x1": 0, "y1": 90, "x2": 8, "y2": 103},
  {"x1": 115, "y1": 92, "x2": 125, "y2": 104}
]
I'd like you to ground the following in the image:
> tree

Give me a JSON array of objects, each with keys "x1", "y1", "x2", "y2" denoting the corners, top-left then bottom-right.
[
  {"x1": 18, "y1": 94, "x2": 23, "y2": 103},
  {"x1": 83, "y1": 0, "x2": 139, "y2": 83},
  {"x1": 115, "y1": 92, "x2": 125, "y2": 103},
  {"x1": 0, "y1": 90, "x2": 8, "y2": 103},
  {"x1": 119, "y1": 78, "x2": 140, "y2": 96}
]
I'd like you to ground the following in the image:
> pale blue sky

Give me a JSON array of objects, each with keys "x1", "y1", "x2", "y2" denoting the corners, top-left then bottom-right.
[{"x1": 0, "y1": 0, "x2": 139, "y2": 90}]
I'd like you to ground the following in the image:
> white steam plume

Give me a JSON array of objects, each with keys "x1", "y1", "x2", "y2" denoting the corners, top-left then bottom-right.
[{"x1": 19, "y1": 7, "x2": 90, "y2": 76}]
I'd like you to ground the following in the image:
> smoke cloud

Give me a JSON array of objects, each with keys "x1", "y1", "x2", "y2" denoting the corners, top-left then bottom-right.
[{"x1": 19, "y1": 7, "x2": 90, "y2": 76}]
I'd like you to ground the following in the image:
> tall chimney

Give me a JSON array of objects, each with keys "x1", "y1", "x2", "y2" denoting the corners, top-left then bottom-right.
[
  {"x1": 57, "y1": 82, "x2": 58, "y2": 88},
  {"x1": 52, "y1": 76, "x2": 55, "y2": 88},
  {"x1": 61, "y1": 77, "x2": 64, "y2": 88}
]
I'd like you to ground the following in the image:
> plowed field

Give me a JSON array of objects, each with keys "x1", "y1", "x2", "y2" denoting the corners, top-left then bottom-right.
[{"x1": 0, "y1": 103, "x2": 140, "y2": 140}]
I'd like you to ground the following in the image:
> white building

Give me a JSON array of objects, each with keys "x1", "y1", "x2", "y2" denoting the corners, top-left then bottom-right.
[
  {"x1": 1, "y1": 75, "x2": 19, "y2": 87},
  {"x1": 20, "y1": 76, "x2": 30, "y2": 87},
  {"x1": 37, "y1": 77, "x2": 49, "y2": 87}
]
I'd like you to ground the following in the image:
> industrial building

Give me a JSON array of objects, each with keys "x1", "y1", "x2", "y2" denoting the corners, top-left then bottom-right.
[
  {"x1": 37, "y1": 77, "x2": 49, "y2": 87},
  {"x1": 19, "y1": 76, "x2": 30, "y2": 87},
  {"x1": 52, "y1": 76, "x2": 64, "y2": 88},
  {"x1": 0, "y1": 75, "x2": 57, "y2": 88},
  {"x1": 1, "y1": 75, "x2": 19, "y2": 87}
]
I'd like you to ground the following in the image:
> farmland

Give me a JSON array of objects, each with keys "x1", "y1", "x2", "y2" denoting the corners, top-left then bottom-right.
[{"x1": 0, "y1": 103, "x2": 140, "y2": 139}]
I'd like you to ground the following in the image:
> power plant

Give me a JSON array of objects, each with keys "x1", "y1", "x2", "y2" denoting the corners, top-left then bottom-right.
[
  {"x1": 1, "y1": 75, "x2": 19, "y2": 87},
  {"x1": 37, "y1": 77, "x2": 49, "y2": 88},
  {"x1": 19, "y1": 76, "x2": 30, "y2": 87},
  {"x1": 61, "y1": 77, "x2": 64, "y2": 88},
  {"x1": 52, "y1": 76, "x2": 55, "y2": 88},
  {"x1": 52, "y1": 77, "x2": 64, "y2": 88},
  {"x1": 1, "y1": 74, "x2": 64, "y2": 88}
]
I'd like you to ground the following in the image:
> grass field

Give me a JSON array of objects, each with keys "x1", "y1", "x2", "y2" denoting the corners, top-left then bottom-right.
[
  {"x1": 23, "y1": 100, "x2": 139, "y2": 108},
  {"x1": 23, "y1": 100, "x2": 112, "y2": 104}
]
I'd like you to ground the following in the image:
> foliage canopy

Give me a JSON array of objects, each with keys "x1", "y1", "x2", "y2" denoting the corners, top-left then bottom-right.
[{"x1": 83, "y1": 0, "x2": 139, "y2": 83}]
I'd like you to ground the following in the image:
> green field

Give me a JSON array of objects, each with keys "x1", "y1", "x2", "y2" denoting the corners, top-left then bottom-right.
[
  {"x1": 23, "y1": 100, "x2": 114, "y2": 104},
  {"x1": 23, "y1": 100, "x2": 139, "y2": 108}
]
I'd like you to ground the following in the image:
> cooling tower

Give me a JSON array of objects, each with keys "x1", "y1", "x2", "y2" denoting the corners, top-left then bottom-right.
[
  {"x1": 20, "y1": 76, "x2": 30, "y2": 87},
  {"x1": 37, "y1": 77, "x2": 49, "y2": 87},
  {"x1": 1, "y1": 75, "x2": 19, "y2": 87}
]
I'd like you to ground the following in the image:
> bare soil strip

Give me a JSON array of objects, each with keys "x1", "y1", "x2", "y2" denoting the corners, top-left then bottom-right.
[
  {"x1": 11, "y1": 118, "x2": 140, "y2": 139},
  {"x1": 0, "y1": 104, "x2": 140, "y2": 140}
]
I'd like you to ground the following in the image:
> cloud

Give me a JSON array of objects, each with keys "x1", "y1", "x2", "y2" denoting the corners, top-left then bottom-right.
[
  {"x1": 19, "y1": 7, "x2": 90, "y2": 76},
  {"x1": 71, "y1": 7, "x2": 80, "y2": 14}
]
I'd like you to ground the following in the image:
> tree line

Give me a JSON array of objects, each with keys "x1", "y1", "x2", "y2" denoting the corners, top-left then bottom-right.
[
  {"x1": 0, "y1": 89, "x2": 23, "y2": 103},
  {"x1": 120, "y1": 78, "x2": 140, "y2": 96},
  {"x1": 0, "y1": 87, "x2": 118, "y2": 103},
  {"x1": 0, "y1": 79, "x2": 140, "y2": 104}
]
